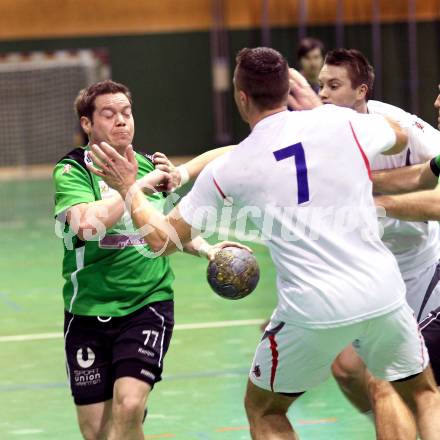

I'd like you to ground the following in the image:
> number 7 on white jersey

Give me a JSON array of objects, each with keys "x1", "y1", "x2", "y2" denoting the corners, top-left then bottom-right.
[{"x1": 273, "y1": 142, "x2": 310, "y2": 204}]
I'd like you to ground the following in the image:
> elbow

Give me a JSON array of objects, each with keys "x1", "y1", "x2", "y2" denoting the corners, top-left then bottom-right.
[
  {"x1": 396, "y1": 131, "x2": 408, "y2": 152},
  {"x1": 383, "y1": 117, "x2": 408, "y2": 155},
  {"x1": 148, "y1": 239, "x2": 167, "y2": 254},
  {"x1": 144, "y1": 230, "x2": 170, "y2": 254}
]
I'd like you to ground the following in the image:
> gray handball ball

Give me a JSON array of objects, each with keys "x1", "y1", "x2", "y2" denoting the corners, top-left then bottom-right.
[{"x1": 207, "y1": 246, "x2": 260, "y2": 299}]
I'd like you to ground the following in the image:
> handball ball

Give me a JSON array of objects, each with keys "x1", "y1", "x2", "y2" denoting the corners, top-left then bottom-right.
[{"x1": 207, "y1": 246, "x2": 260, "y2": 300}]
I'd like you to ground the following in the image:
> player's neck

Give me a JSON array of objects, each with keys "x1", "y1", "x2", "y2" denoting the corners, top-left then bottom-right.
[
  {"x1": 354, "y1": 100, "x2": 368, "y2": 114},
  {"x1": 249, "y1": 106, "x2": 287, "y2": 130}
]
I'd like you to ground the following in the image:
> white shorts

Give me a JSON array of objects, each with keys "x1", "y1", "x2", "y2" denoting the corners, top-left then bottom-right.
[
  {"x1": 404, "y1": 260, "x2": 440, "y2": 322},
  {"x1": 250, "y1": 303, "x2": 428, "y2": 393}
]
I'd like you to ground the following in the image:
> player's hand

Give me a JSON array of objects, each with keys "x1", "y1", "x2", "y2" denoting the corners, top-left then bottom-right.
[
  {"x1": 206, "y1": 241, "x2": 253, "y2": 261},
  {"x1": 152, "y1": 152, "x2": 181, "y2": 192},
  {"x1": 87, "y1": 142, "x2": 138, "y2": 197},
  {"x1": 288, "y1": 68, "x2": 322, "y2": 110},
  {"x1": 137, "y1": 169, "x2": 174, "y2": 194}
]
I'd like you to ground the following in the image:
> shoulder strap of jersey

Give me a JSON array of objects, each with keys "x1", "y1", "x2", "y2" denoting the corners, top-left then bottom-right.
[
  {"x1": 137, "y1": 150, "x2": 155, "y2": 167},
  {"x1": 57, "y1": 147, "x2": 94, "y2": 181},
  {"x1": 58, "y1": 146, "x2": 88, "y2": 168}
]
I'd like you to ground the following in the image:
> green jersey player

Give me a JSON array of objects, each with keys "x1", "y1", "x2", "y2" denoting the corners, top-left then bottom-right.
[{"x1": 54, "y1": 80, "x2": 245, "y2": 440}]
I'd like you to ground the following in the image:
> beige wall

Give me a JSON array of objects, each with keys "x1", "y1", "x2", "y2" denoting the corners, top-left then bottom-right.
[{"x1": 0, "y1": 0, "x2": 439, "y2": 41}]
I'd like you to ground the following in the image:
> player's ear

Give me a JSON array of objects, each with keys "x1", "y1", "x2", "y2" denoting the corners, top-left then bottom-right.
[
  {"x1": 80, "y1": 116, "x2": 92, "y2": 137},
  {"x1": 239, "y1": 90, "x2": 248, "y2": 108},
  {"x1": 358, "y1": 84, "x2": 368, "y2": 100}
]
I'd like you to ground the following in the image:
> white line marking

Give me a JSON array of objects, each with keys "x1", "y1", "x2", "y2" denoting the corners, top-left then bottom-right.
[
  {"x1": 0, "y1": 319, "x2": 265, "y2": 343},
  {"x1": 175, "y1": 319, "x2": 264, "y2": 330},
  {"x1": 10, "y1": 429, "x2": 44, "y2": 435}
]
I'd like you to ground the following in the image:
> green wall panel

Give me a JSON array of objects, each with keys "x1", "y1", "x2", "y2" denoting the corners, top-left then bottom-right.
[{"x1": 0, "y1": 21, "x2": 438, "y2": 160}]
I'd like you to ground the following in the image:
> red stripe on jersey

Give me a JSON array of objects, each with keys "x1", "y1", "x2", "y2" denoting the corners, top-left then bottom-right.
[
  {"x1": 349, "y1": 121, "x2": 372, "y2": 180},
  {"x1": 213, "y1": 177, "x2": 227, "y2": 199},
  {"x1": 268, "y1": 335, "x2": 279, "y2": 392}
]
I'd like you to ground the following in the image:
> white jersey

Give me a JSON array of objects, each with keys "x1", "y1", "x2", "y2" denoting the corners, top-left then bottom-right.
[
  {"x1": 368, "y1": 100, "x2": 440, "y2": 276},
  {"x1": 179, "y1": 105, "x2": 406, "y2": 328}
]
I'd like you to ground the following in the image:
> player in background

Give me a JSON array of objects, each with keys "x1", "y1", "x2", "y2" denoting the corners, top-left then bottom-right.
[
  {"x1": 371, "y1": 84, "x2": 440, "y2": 393},
  {"x1": 318, "y1": 49, "x2": 440, "y2": 438},
  {"x1": 87, "y1": 47, "x2": 440, "y2": 440},
  {"x1": 373, "y1": 156, "x2": 440, "y2": 383},
  {"x1": 296, "y1": 37, "x2": 325, "y2": 94},
  {"x1": 54, "y1": 80, "x2": 246, "y2": 440}
]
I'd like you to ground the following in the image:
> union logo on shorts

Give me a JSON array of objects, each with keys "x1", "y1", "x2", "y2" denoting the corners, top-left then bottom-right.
[
  {"x1": 252, "y1": 364, "x2": 261, "y2": 378},
  {"x1": 76, "y1": 347, "x2": 95, "y2": 368}
]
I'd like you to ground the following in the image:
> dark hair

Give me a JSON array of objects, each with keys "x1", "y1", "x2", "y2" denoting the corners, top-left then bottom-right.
[
  {"x1": 324, "y1": 49, "x2": 375, "y2": 100},
  {"x1": 74, "y1": 79, "x2": 132, "y2": 121},
  {"x1": 297, "y1": 37, "x2": 325, "y2": 61},
  {"x1": 235, "y1": 47, "x2": 289, "y2": 110}
]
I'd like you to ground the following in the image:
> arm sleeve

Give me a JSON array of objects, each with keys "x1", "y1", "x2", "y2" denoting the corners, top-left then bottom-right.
[
  {"x1": 430, "y1": 155, "x2": 440, "y2": 177},
  {"x1": 408, "y1": 119, "x2": 440, "y2": 163},
  {"x1": 53, "y1": 160, "x2": 95, "y2": 217},
  {"x1": 349, "y1": 113, "x2": 397, "y2": 160},
  {"x1": 178, "y1": 161, "x2": 230, "y2": 232}
]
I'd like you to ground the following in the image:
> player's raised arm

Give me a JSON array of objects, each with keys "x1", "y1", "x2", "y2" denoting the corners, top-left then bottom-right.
[
  {"x1": 287, "y1": 68, "x2": 322, "y2": 110},
  {"x1": 153, "y1": 146, "x2": 235, "y2": 191},
  {"x1": 380, "y1": 116, "x2": 408, "y2": 155},
  {"x1": 373, "y1": 159, "x2": 438, "y2": 194},
  {"x1": 349, "y1": 112, "x2": 408, "y2": 160},
  {"x1": 64, "y1": 198, "x2": 125, "y2": 241},
  {"x1": 87, "y1": 142, "x2": 248, "y2": 257},
  {"x1": 53, "y1": 160, "x2": 126, "y2": 241},
  {"x1": 177, "y1": 145, "x2": 235, "y2": 184}
]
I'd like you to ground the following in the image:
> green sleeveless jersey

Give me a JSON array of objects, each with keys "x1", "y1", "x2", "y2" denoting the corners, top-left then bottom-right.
[{"x1": 53, "y1": 147, "x2": 174, "y2": 317}]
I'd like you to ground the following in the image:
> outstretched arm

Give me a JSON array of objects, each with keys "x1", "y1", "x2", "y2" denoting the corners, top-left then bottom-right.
[
  {"x1": 375, "y1": 187, "x2": 440, "y2": 221},
  {"x1": 153, "y1": 146, "x2": 235, "y2": 190},
  {"x1": 87, "y1": 142, "x2": 250, "y2": 257},
  {"x1": 373, "y1": 160, "x2": 438, "y2": 194}
]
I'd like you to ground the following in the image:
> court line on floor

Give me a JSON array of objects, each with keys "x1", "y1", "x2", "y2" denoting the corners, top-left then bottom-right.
[{"x1": 0, "y1": 318, "x2": 265, "y2": 343}]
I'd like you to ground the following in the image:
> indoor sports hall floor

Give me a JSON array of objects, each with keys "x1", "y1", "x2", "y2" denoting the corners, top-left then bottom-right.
[{"x1": 0, "y1": 178, "x2": 375, "y2": 439}]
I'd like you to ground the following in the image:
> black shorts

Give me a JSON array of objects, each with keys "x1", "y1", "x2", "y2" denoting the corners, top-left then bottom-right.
[
  {"x1": 64, "y1": 300, "x2": 174, "y2": 406},
  {"x1": 419, "y1": 306, "x2": 440, "y2": 385}
]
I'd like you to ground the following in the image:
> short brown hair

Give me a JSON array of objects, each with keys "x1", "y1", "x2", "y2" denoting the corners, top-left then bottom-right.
[
  {"x1": 324, "y1": 49, "x2": 375, "y2": 100},
  {"x1": 74, "y1": 79, "x2": 132, "y2": 121},
  {"x1": 297, "y1": 37, "x2": 325, "y2": 61},
  {"x1": 235, "y1": 47, "x2": 289, "y2": 110}
]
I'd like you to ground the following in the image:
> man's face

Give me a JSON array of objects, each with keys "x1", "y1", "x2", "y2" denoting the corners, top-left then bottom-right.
[
  {"x1": 434, "y1": 84, "x2": 440, "y2": 129},
  {"x1": 318, "y1": 64, "x2": 361, "y2": 109},
  {"x1": 299, "y1": 48, "x2": 323, "y2": 80},
  {"x1": 82, "y1": 92, "x2": 134, "y2": 150}
]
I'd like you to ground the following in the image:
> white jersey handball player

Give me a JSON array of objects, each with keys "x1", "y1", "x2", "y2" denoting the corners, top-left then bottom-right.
[
  {"x1": 318, "y1": 48, "x2": 440, "y2": 439},
  {"x1": 369, "y1": 100, "x2": 440, "y2": 320},
  {"x1": 87, "y1": 47, "x2": 440, "y2": 439}
]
